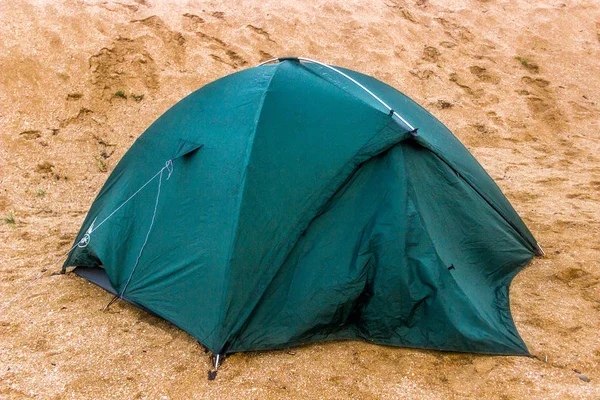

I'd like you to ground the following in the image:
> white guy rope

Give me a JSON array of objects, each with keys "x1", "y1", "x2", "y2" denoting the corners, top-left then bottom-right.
[
  {"x1": 86, "y1": 160, "x2": 173, "y2": 238},
  {"x1": 0, "y1": 160, "x2": 174, "y2": 314},
  {"x1": 118, "y1": 160, "x2": 170, "y2": 298}
]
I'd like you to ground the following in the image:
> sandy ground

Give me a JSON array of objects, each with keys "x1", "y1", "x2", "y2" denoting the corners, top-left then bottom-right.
[{"x1": 1, "y1": 0, "x2": 599, "y2": 398}]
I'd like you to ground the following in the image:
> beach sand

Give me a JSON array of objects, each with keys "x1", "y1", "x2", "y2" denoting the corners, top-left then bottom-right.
[{"x1": 1, "y1": 0, "x2": 599, "y2": 398}]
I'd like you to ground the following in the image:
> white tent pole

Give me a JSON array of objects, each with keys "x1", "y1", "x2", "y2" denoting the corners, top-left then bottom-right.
[{"x1": 257, "y1": 57, "x2": 415, "y2": 132}]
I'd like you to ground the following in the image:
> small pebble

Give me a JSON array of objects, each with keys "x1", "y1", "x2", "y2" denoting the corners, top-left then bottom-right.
[{"x1": 577, "y1": 374, "x2": 590, "y2": 383}]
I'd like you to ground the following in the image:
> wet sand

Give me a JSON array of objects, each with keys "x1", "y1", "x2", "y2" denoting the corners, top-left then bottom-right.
[{"x1": 1, "y1": 1, "x2": 599, "y2": 398}]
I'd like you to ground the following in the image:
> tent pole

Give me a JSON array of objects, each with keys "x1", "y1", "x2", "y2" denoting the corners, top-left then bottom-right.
[{"x1": 257, "y1": 56, "x2": 415, "y2": 132}]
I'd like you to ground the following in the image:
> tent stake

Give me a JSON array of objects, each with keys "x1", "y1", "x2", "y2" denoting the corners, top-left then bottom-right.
[
  {"x1": 102, "y1": 295, "x2": 120, "y2": 311},
  {"x1": 207, "y1": 353, "x2": 224, "y2": 380},
  {"x1": 535, "y1": 243, "x2": 545, "y2": 257}
]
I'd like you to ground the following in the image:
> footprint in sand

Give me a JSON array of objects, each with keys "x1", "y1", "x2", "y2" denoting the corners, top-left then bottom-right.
[
  {"x1": 422, "y1": 46, "x2": 441, "y2": 63},
  {"x1": 131, "y1": 16, "x2": 186, "y2": 65},
  {"x1": 89, "y1": 37, "x2": 159, "y2": 98},
  {"x1": 258, "y1": 50, "x2": 274, "y2": 62},
  {"x1": 435, "y1": 18, "x2": 474, "y2": 43},
  {"x1": 518, "y1": 75, "x2": 564, "y2": 128},
  {"x1": 182, "y1": 13, "x2": 205, "y2": 32},
  {"x1": 410, "y1": 69, "x2": 435, "y2": 80},
  {"x1": 247, "y1": 25, "x2": 276, "y2": 43},
  {"x1": 210, "y1": 49, "x2": 248, "y2": 69},
  {"x1": 469, "y1": 65, "x2": 500, "y2": 84},
  {"x1": 521, "y1": 76, "x2": 549, "y2": 88}
]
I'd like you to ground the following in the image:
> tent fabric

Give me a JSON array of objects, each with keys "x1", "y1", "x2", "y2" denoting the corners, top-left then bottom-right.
[{"x1": 64, "y1": 59, "x2": 537, "y2": 356}]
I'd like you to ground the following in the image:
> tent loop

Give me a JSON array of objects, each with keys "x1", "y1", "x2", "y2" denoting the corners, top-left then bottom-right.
[
  {"x1": 77, "y1": 233, "x2": 91, "y2": 248},
  {"x1": 77, "y1": 217, "x2": 96, "y2": 248},
  {"x1": 257, "y1": 56, "x2": 416, "y2": 132},
  {"x1": 165, "y1": 159, "x2": 174, "y2": 180}
]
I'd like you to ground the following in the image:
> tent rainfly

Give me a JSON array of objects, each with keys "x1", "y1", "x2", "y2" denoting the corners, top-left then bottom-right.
[{"x1": 63, "y1": 57, "x2": 543, "y2": 375}]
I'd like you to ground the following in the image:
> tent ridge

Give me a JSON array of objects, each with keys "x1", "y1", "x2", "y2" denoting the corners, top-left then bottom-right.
[{"x1": 261, "y1": 57, "x2": 415, "y2": 132}]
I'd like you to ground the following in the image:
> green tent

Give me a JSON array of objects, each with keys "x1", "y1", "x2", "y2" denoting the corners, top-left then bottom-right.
[{"x1": 64, "y1": 57, "x2": 542, "y2": 365}]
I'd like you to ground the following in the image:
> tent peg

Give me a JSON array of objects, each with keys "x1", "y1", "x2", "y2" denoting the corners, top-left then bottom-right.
[
  {"x1": 208, "y1": 353, "x2": 224, "y2": 380},
  {"x1": 535, "y1": 243, "x2": 545, "y2": 257},
  {"x1": 102, "y1": 295, "x2": 120, "y2": 311}
]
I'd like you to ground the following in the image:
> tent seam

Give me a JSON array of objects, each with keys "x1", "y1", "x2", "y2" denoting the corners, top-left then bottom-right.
[{"x1": 211, "y1": 64, "x2": 281, "y2": 350}]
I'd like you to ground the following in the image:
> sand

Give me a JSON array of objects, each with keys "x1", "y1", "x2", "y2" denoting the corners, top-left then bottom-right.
[{"x1": 1, "y1": 0, "x2": 599, "y2": 398}]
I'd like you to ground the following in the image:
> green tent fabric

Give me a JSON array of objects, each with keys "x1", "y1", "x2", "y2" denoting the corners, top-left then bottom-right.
[{"x1": 64, "y1": 58, "x2": 540, "y2": 357}]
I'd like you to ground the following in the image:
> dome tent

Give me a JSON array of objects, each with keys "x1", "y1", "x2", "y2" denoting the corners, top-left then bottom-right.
[{"x1": 63, "y1": 57, "x2": 542, "y2": 371}]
